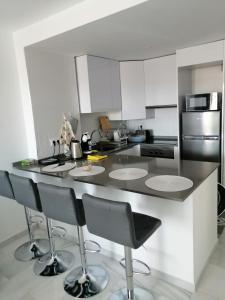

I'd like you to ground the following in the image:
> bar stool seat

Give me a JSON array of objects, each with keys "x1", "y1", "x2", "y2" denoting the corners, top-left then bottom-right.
[
  {"x1": 133, "y1": 213, "x2": 161, "y2": 249},
  {"x1": 7, "y1": 173, "x2": 50, "y2": 261},
  {"x1": 83, "y1": 194, "x2": 161, "y2": 300}
]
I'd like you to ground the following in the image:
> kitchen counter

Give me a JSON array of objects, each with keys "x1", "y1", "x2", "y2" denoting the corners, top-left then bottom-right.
[
  {"x1": 12, "y1": 153, "x2": 218, "y2": 292},
  {"x1": 13, "y1": 155, "x2": 218, "y2": 202}
]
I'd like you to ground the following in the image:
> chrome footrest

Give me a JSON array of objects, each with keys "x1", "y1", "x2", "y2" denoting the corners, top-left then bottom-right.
[
  {"x1": 51, "y1": 226, "x2": 67, "y2": 238},
  {"x1": 218, "y1": 217, "x2": 225, "y2": 226},
  {"x1": 84, "y1": 240, "x2": 101, "y2": 253},
  {"x1": 119, "y1": 258, "x2": 151, "y2": 276},
  {"x1": 30, "y1": 215, "x2": 44, "y2": 225}
]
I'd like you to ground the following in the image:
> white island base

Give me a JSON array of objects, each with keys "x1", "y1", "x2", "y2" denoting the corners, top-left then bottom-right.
[{"x1": 14, "y1": 168, "x2": 218, "y2": 292}]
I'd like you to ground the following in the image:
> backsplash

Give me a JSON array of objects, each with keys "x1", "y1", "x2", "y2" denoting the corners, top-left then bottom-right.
[
  {"x1": 79, "y1": 107, "x2": 178, "y2": 138},
  {"x1": 126, "y1": 107, "x2": 178, "y2": 136}
]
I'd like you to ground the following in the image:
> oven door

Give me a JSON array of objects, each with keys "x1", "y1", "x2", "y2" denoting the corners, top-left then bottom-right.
[{"x1": 140, "y1": 144, "x2": 174, "y2": 159}]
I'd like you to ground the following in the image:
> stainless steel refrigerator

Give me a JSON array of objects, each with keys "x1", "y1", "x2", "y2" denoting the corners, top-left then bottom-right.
[{"x1": 181, "y1": 111, "x2": 221, "y2": 163}]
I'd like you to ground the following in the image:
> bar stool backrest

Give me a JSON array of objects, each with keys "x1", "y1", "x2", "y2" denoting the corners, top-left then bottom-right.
[
  {"x1": 82, "y1": 194, "x2": 136, "y2": 248},
  {"x1": 0, "y1": 171, "x2": 14, "y2": 199},
  {"x1": 37, "y1": 182, "x2": 85, "y2": 226},
  {"x1": 9, "y1": 174, "x2": 42, "y2": 212}
]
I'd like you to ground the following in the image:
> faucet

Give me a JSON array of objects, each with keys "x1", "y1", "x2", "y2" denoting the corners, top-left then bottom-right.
[
  {"x1": 90, "y1": 129, "x2": 102, "y2": 144},
  {"x1": 117, "y1": 122, "x2": 127, "y2": 137}
]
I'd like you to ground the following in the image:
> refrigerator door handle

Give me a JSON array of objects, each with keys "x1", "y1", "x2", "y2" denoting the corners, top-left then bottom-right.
[
  {"x1": 203, "y1": 136, "x2": 219, "y2": 140},
  {"x1": 182, "y1": 135, "x2": 204, "y2": 140},
  {"x1": 182, "y1": 135, "x2": 220, "y2": 140}
]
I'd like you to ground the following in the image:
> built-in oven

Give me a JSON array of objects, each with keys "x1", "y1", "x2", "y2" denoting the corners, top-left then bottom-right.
[
  {"x1": 185, "y1": 92, "x2": 221, "y2": 112},
  {"x1": 140, "y1": 144, "x2": 175, "y2": 159}
]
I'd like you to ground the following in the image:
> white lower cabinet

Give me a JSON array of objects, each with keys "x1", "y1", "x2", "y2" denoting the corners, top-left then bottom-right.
[{"x1": 116, "y1": 145, "x2": 141, "y2": 156}]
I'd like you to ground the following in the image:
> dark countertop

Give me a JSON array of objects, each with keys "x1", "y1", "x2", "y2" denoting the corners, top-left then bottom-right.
[{"x1": 13, "y1": 154, "x2": 218, "y2": 202}]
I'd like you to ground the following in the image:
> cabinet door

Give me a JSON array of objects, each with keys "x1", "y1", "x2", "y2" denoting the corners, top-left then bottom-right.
[
  {"x1": 120, "y1": 61, "x2": 146, "y2": 120},
  {"x1": 109, "y1": 60, "x2": 122, "y2": 111},
  {"x1": 88, "y1": 55, "x2": 112, "y2": 112},
  {"x1": 76, "y1": 55, "x2": 92, "y2": 113},
  {"x1": 144, "y1": 55, "x2": 177, "y2": 106},
  {"x1": 76, "y1": 55, "x2": 121, "y2": 113}
]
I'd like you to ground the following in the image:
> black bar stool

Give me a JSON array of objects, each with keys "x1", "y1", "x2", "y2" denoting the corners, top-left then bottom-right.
[
  {"x1": 82, "y1": 194, "x2": 161, "y2": 300},
  {"x1": 6, "y1": 173, "x2": 49, "y2": 261},
  {"x1": 36, "y1": 182, "x2": 109, "y2": 297}
]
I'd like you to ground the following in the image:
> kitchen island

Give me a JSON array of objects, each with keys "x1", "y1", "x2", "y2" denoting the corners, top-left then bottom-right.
[{"x1": 13, "y1": 154, "x2": 218, "y2": 292}]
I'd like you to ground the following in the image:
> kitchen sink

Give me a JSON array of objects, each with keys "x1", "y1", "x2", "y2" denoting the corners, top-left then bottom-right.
[{"x1": 92, "y1": 141, "x2": 120, "y2": 152}]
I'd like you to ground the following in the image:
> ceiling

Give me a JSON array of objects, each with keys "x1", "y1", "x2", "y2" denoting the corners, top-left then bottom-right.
[
  {"x1": 29, "y1": 0, "x2": 225, "y2": 60},
  {"x1": 0, "y1": 0, "x2": 85, "y2": 30}
]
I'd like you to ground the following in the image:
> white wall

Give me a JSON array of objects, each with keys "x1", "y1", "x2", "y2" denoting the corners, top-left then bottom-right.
[
  {"x1": 13, "y1": 0, "x2": 148, "y2": 158},
  {"x1": 191, "y1": 65, "x2": 223, "y2": 94},
  {"x1": 25, "y1": 48, "x2": 81, "y2": 159},
  {"x1": 127, "y1": 107, "x2": 178, "y2": 136},
  {"x1": 0, "y1": 30, "x2": 28, "y2": 243}
]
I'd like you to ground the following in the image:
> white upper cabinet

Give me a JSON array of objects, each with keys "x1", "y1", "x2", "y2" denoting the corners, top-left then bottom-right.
[
  {"x1": 176, "y1": 41, "x2": 224, "y2": 67},
  {"x1": 144, "y1": 55, "x2": 177, "y2": 107},
  {"x1": 120, "y1": 61, "x2": 146, "y2": 120},
  {"x1": 108, "y1": 61, "x2": 146, "y2": 120},
  {"x1": 76, "y1": 55, "x2": 121, "y2": 113}
]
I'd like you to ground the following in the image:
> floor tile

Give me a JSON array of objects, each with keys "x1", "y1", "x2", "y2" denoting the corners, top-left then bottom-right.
[
  {"x1": 2, "y1": 232, "x2": 225, "y2": 300},
  {"x1": 191, "y1": 291, "x2": 218, "y2": 300},
  {"x1": 197, "y1": 264, "x2": 225, "y2": 300}
]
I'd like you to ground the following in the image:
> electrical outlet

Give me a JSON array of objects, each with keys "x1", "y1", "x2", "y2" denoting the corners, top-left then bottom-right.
[{"x1": 49, "y1": 138, "x2": 56, "y2": 147}]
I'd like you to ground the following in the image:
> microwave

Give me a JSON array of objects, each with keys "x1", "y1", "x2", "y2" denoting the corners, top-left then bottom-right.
[{"x1": 185, "y1": 92, "x2": 221, "y2": 111}]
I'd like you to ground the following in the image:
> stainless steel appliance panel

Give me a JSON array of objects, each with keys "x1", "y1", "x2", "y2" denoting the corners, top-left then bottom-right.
[
  {"x1": 182, "y1": 139, "x2": 220, "y2": 162},
  {"x1": 140, "y1": 144, "x2": 174, "y2": 159},
  {"x1": 182, "y1": 111, "x2": 220, "y2": 136}
]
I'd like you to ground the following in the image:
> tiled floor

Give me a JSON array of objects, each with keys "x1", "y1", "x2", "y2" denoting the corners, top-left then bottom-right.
[{"x1": 0, "y1": 229, "x2": 225, "y2": 300}]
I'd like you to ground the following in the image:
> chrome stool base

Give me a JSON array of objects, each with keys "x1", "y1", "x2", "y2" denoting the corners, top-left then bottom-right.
[
  {"x1": 14, "y1": 239, "x2": 50, "y2": 261},
  {"x1": 33, "y1": 250, "x2": 74, "y2": 276},
  {"x1": 109, "y1": 287, "x2": 155, "y2": 300},
  {"x1": 64, "y1": 265, "x2": 109, "y2": 298}
]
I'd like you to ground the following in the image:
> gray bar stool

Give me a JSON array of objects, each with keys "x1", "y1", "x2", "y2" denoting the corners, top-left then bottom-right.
[
  {"x1": 0, "y1": 170, "x2": 14, "y2": 199},
  {"x1": 82, "y1": 194, "x2": 162, "y2": 300},
  {"x1": 33, "y1": 182, "x2": 76, "y2": 276},
  {"x1": 9, "y1": 174, "x2": 50, "y2": 261},
  {"x1": 36, "y1": 182, "x2": 109, "y2": 297}
]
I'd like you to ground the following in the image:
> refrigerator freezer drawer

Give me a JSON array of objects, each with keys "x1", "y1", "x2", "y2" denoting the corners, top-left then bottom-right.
[
  {"x1": 182, "y1": 139, "x2": 220, "y2": 162},
  {"x1": 182, "y1": 111, "x2": 220, "y2": 136}
]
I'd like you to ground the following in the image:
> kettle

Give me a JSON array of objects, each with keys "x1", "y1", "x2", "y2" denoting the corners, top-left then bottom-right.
[
  {"x1": 113, "y1": 130, "x2": 121, "y2": 142},
  {"x1": 70, "y1": 139, "x2": 83, "y2": 160}
]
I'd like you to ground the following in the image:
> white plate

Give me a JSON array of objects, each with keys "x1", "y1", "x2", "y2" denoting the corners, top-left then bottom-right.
[
  {"x1": 109, "y1": 168, "x2": 148, "y2": 180},
  {"x1": 145, "y1": 175, "x2": 193, "y2": 192},
  {"x1": 42, "y1": 162, "x2": 75, "y2": 173},
  {"x1": 69, "y1": 166, "x2": 105, "y2": 177}
]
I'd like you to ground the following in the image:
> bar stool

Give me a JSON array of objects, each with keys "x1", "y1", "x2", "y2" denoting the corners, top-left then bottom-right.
[
  {"x1": 9, "y1": 174, "x2": 50, "y2": 261},
  {"x1": 35, "y1": 182, "x2": 109, "y2": 297},
  {"x1": 0, "y1": 170, "x2": 14, "y2": 199},
  {"x1": 33, "y1": 183, "x2": 76, "y2": 276},
  {"x1": 82, "y1": 194, "x2": 161, "y2": 300}
]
